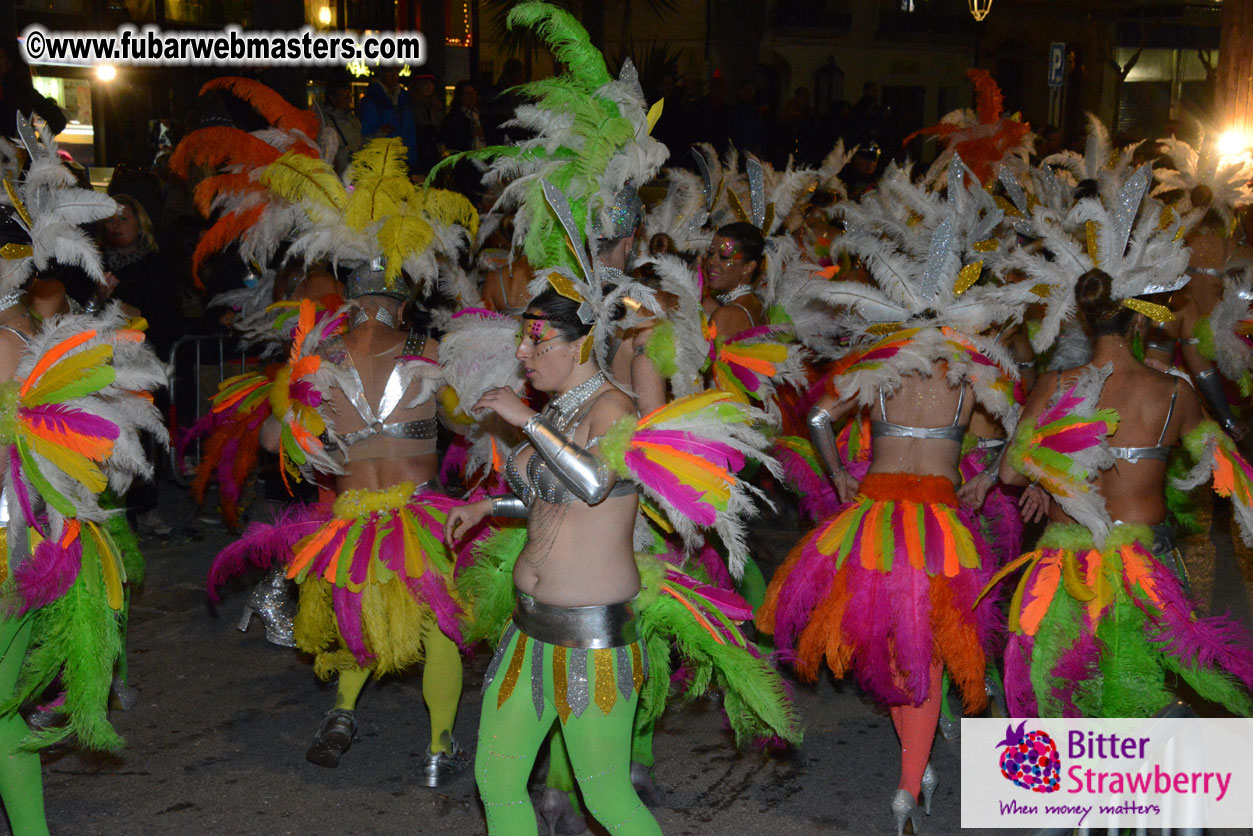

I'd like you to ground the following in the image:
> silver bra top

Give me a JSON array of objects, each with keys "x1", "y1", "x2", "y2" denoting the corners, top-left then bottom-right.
[
  {"x1": 870, "y1": 385, "x2": 967, "y2": 443},
  {"x1": 322, "y1": 331, "x2": 438, "y2": 446},
  {"x1": 504, "y1": 393, "x2": 636, "y2": 507},
  {"x1": 1108, "y1": 377, "x2": 1178, "y2": 463}
]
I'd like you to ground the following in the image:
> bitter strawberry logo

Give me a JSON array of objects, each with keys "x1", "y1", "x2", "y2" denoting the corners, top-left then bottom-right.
[{"x1": 996, "y1": 721, "x2": 1061, "y2": 793}]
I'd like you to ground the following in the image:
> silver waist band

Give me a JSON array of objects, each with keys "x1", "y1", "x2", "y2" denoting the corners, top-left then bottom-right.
[{"x1": 512, "y1": 591, "x2": 639, "y2": 649}]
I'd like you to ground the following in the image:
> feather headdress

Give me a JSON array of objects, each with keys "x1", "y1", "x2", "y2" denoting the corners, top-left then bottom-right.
[
  {"x1": 1005, "y1": 161, "x2": 1191, "y2": 353},
  {"x1": 906, "y1": 69, "x2": 1035, "y2": 188},
  {"x1": 1043, "y1": 113, "x2": 1143, "y2": 206},
  {"x1": 0, "y1": 114, "x2": 118, "y2": 295},
  {"x1": 520, "y1": 180, "x2": 659, "y2": 388},
  {"x1": 799, "y1": 157, "x2": 1033, "y2": 425},
  {"x1": 430, "y1": 1, "x2": 667, "y2": 275},
  {"x1": 641, "y1": 167, "x2": 710, "y2": 255},
  {"x1": 1152, "y1": 133, "x2": 1253, "y2": 235},
  {"x1": 266, "y1": 137, "x2": 478, "y2": 299},
  {"x1": 170, "y1": 78, "x2": 334, "y2": 286}
]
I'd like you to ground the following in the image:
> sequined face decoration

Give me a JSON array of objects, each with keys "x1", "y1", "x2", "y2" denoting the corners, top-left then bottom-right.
[
  {"x1": 702, "y1": 234, "x2": 756, "y2": 293},
  {"x1": 517, "y1": 313, "x2": 575, "y2": 391}
]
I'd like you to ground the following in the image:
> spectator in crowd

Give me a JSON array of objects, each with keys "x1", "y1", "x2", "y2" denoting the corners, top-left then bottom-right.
[
  {"x1": 769, "y1": 94, "x2": 820, "y2": 168},
  {"x1": 484, "y1": 59, "x2": 528, "y2": 145},
  {"x1": 731, "y1": 81, "x2": 767, "y2": 156},
  {"x1": 359, "y1": 66, "x2": 418, "y2": 170},
  {"x1": 411, "y1": 73, "x2": 445, "y2": 175},
  {"x1": 316, "y1": 75, "x2": 364, "y2": 174},
  {"x1": 0, "y1": 39, "x2": 66, "y2": 137},
  {"x1": 848, "y1": 81, "x2": 885, "y2": 146},
  {"x1": 440, "y1": 80, "x2": 488, "y2": 203},
  {"x1": 97, "y1": 194, "x2": 178, "y2": 533},
  {"x1": 690, "y1": 75, "x2": 731, "y2": 152},
  {"x1": 651, "y1": 72, "x2": 689, "y2": 166}
]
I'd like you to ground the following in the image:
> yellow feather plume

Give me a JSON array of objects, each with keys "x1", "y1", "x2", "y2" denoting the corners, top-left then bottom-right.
[
  {"x1": 261, "y1": 151, "x2": 346, "y2": 211},
  {"x1": 419, "y1": 188, "x2": 480, "y2": 241},
  {"x1": 378, "y1": 212, "x2": 435, "y2": 281},
  {"x1": 23, "y1": 344, "x2": 113, "y2": 406}
]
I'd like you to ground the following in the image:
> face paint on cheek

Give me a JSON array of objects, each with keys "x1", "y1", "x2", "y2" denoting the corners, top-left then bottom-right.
[{"x1": 533, "y1": 340, "x2": 562, "y2": 358}]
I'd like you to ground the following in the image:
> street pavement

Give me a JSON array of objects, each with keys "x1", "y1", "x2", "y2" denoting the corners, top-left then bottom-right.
[
  {"x1": 12, "y1": 487, "x2": 968, "y2": 836},
  {"x1": 15, "y1": 483, "x2": 1253, "y2": 836}
]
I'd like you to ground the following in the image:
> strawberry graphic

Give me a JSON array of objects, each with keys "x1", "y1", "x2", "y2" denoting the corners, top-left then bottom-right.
[{"x1": 996, "y1": 721, "x2": 1061, "y2": 793}]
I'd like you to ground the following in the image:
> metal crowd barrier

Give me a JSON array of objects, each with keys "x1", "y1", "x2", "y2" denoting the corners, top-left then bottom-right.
[{"x1": 167, "y1": 333, "x2": 266, "y2": 487}]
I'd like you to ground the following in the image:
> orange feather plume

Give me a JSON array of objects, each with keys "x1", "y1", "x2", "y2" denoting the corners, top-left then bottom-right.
[
  {"x1": 170, "y1": 127, "x2": 282, "y2": 178},
  {"x1": 191, "y1": 204, "x2": 265, "y2": 286},
  {"x1": 201, "y1": 77, "x2": 321, "y2": 139},
  {"x1": 193, "y1": 172, "x2": 265, "y2": 217},
  {"x1": 930, "y1": 575, "x2": 988, "y2": 713}
]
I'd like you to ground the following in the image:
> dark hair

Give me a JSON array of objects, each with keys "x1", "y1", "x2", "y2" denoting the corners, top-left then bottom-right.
[
  {"x1": 714, "y1": 222, "x2": 766, "y2": 264},
  {"x1": 1074, "y1": 179, "x2": 1100, "y2": 201},
  {"x1": 1076, "y1": 268, "x2": 1136, "y2": 336},
  {"x1": 648, "y1": 232, "x2": 676, "y2": 255},
  {"x1": 523, "y1": 288, "x2": 593, "y2": 342}
]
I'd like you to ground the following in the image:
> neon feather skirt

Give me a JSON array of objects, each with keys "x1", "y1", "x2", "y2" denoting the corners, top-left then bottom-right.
[
  {"x1": 990, "y1": 522, "x2": 1253, "y2": 719},
  {"x1": 757, "y1": 472, "x2": 999, "y2": 711},
  {"x1": 211, "y1": 482, "x2": 465, "y2": 677},
  {"x1": 459, "y1": 529, "x2": 802, "y2": 747}
]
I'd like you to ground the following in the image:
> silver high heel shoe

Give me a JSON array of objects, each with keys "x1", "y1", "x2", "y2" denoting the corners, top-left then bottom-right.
[
  {"x1": 109, "y1": 674, "x2": 139, "y2": 711},
  {"x1": 920, "y1": 763, "x2": 938, "y2": 815},
  {"x1": 238, "y1": 568, "x2": 296, "y2": 647},
  {"x1": 537, "y1": 787, "x2": 588, "y2": 836},
  {"x1": 891, "y1": 789, "x2": 923, "y2": 836},
  {"x1": 420, "y1": 737, "x2": 468, "y2": 787}
]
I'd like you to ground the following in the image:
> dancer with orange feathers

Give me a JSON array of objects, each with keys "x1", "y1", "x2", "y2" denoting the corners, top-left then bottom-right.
[{"x1": 757, "y1": 156, "x2": 1039, "y2": 836}]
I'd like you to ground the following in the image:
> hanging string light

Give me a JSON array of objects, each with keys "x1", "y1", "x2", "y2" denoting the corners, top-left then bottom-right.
[{"x1": 969, "y1": 0, "x2": 993, "y2": 21}]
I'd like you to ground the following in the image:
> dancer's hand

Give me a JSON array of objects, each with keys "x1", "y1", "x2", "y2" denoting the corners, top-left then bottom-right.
[
  {"x1": 957, "y1": 469, "x2": 995, "y2": 510},
  {"x1": 832, "y1": 470, "x2": 860, "y2": 503},
  {"x1": 1018, "y1": 483, "x2": 1050, "y2": 524},
  {"x1": 444, "y1": 498, "x2": 493, "y2": 544},
  {"x1": 473, "y1": 387, "x2": 535, "y2": 428}
]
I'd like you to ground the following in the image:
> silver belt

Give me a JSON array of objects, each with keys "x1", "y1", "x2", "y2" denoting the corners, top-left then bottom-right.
[{"x1": 512, "y1": 591, "x2": 639, "y2": 649}]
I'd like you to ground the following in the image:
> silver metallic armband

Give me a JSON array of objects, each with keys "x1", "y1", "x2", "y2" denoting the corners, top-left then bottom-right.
[
  {"x1": 1194, "y1": 368, "x2": 1242, "y2": 435},
  {"x1": 491, "y1": 494, "x2": 530, "y2": 518},
  {"x1": 522, "y1": 413, "x2": 614, "y2": 504},
  {"x1": 807, "y1": 405, "x2": 845, "y2": 477}
]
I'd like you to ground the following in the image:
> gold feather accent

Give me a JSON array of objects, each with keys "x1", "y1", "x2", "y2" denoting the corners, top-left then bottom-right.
[
  {"x1": 0, "y1": 243, "x2": 32, "y2": 260},
  {"x1": 725, "y1": 189, "x2": 750, "y2": 224},
  {"x1": 1030, "y1": 284, "x2": 1052, "y2": 298},
  {"x1": 866, "y1": 322, "x2": 904, "y2": 335},
  {"x1": 761, "y1": 203, "x2": 776, "y2": 234},
  {"x1": 993, "y1": 196, "x2": 1021, "y2": 217},
  {"x1": 1085, "y1": 220, "x2": 1100, "y2": 266},
  {"x1": 1121, "y1": 298, "x2": 1174, "y2": 322},
  {"x1": 546, "y1": 272, "x2": 586, "y2": 304},
  {"x1": 1158, "y1": 204, "x2": 1175, "y2": 231},
  {"x1": 646, "y1": 99, "x2": 664, "y2": 135},
  {"x1": 953, "y1": 260, "x2": 984, "y2": 296},
  {"x1": 4, "y1": 180, "x2": 32, "y2": 229},
  {"x1": 972, "y1": 238, "x2": 1000, "y2": 252},
  {"x1": 578, "y1": 328, "x2": 593, "y2": 364}
]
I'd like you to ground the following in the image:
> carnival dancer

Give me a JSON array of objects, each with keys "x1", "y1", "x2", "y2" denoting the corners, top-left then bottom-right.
[
  {"x1": 986, "y1": 156, "x2": 1253, "y2": 718},
  {"x1": 446, "y1": 257, "x2": 796, "y2": 836},
  {"x1": 1145, "y1": 132, "x2": 1253, "y2": 434},
  {"x1": 758, "y1": 157, "x2": 1035, "y2": 836},
  {"x1": 207, "y1": 137, "x2": 495, "y2": 781},
  {"x1": 0, "y1": 115, "x2": 167, "y2": 835},
  {"x1": 172, "y1": 78, "x2": 350, "y2": 647}
]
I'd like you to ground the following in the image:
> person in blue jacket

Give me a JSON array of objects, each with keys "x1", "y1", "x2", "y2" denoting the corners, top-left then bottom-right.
[{"x1": 358, "y1": 66, "x2": 418, "y2": 170}]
